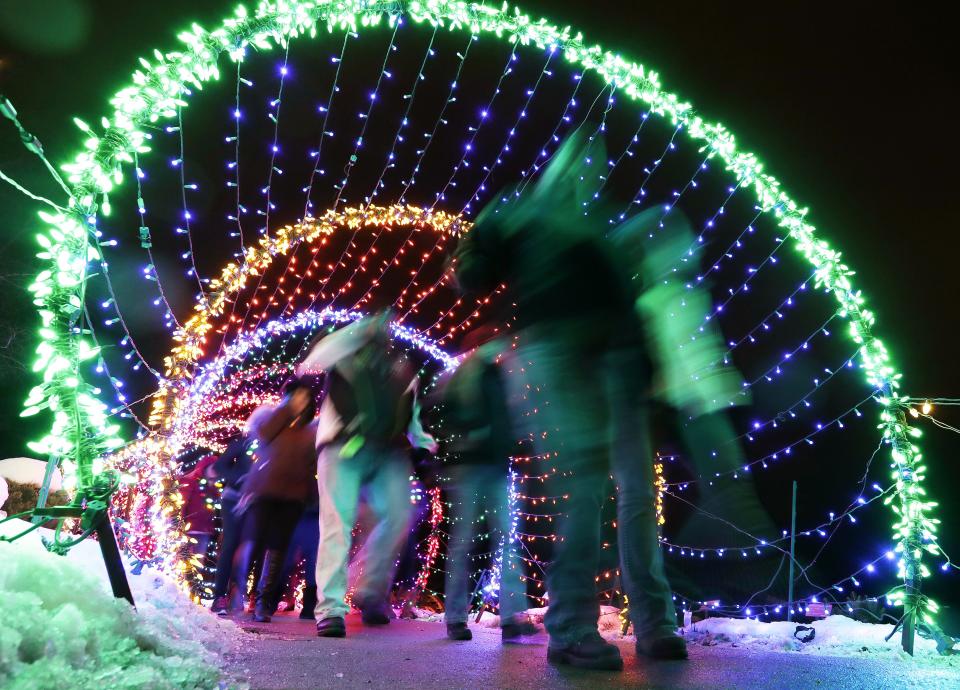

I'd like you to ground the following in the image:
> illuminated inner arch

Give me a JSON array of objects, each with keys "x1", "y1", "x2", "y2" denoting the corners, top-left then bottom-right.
[
  {"x1": 170, "y1": 307, "x2": 461, "y2": 452},
  {"x1": 151, "y1": 203, "x2": 493, "y2": 431}
]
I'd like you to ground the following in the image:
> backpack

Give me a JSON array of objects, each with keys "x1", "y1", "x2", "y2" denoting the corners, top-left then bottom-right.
[{"x1": 326, "y1": 344, "x2": 414, "y2": 447}]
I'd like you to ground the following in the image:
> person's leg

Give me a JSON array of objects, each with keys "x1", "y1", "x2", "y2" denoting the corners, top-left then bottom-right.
[
  {"x1": 395, "y1": 495, "x2": 429, "y2": 618},
  {"x1": 276, "y1": 512, "x2": 310, "y2": 594},
  {"x1": 443, "y1": 466, "x2": 480, "y2": 627},
  {"x1": 483, "y1": 466, "x2": 525, "y2": 624},
  {"x1": 517, "y1": 338, "x2": 607, "y2": 648},
  {"x1": 301, "y1": 507, "x2": 320, "y2": 589},
  {"x1": 394, "y1": 492, "x2": 429, "y2": 589},
  {"x1": 255, "y1": 500, "x2": 304, "y2": 619},
  {"x1": 544, "y1": 463, "x2": 608, "y2": 637},
  {"x1": 512, "y1": 334, "x2": 621, "y2": 669},
  {"x1": 605, "y1": 348, "x2": 685, "y2": 659},
  {"x1": 315, "y1": 445, "x2": 364, "y2": 623},
  {"x1": 213, "y1": 498, "x2": 242, "y2": 602},
  {"x1": 353, "y1": 450, "x2": 414, "y2": 616},
  {"x1": 233, "y1": 501, "x2": 269, "y2": 615},
  {"x1": 299, "y1": 506, "x2": 320, "y2": 619},
  {"x1": 247, "y1": 544, "x2": 265, "y2": 608}
]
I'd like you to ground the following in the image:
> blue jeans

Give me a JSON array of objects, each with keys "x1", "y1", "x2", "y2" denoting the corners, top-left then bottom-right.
[
  {"x1": 280, "y1": 505, "x2": 320, "y2": 589},
  {"x1": 213, "y1": 498, "x2": 244, "y2": 599},
  {"x1": 443, "y1": 464, "x2": 525, "y2": 625},
  {"x1": 314, "y1": 443, "x2": 414, "y2": 620},
  {"x1": 517, "y1": 333, "x2": 677, "y2": 644}
]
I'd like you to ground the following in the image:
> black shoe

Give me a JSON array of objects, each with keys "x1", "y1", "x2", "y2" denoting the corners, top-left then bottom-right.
[
  {"x1": 361, "y1": 608, "x2": 390, "y2": 625},
  {"x1": 316, "y1": 616, "x2": 346, "y2": 638},
  {"x1": 252, "y1": 549, "x2": 283, "y2": 623},
  {"x1": 502, "y1": 618, "x2": 539, "y2": 643},
  {"x1": 446, "y1": 623, "x2": 472, "y2": 641},
  {"x1": 636, "y1": 632, "x2": 688, "y2": 660},
  {"x1": 547, "y1": 632, "x2": 623, "y2": 671},
  {"x1": 300, "y1": 586, "x2": 317, "y2": 620}
]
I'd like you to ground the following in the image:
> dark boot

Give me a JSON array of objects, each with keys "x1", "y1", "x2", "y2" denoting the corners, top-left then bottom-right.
[
  {"x1": 356, "y1": 596, "x2": 391, "y2": 625},
  {"x1": 317, "y1": 616, "x2": 346, "y2": 637},
  {"x1": 252, "y1": 550, "x2": 284, "y2": 623},
  {"x1": 446, "y1": 622, "x2": 472, "y2": 640},
  {"x1": 502, "y1": 617, "x2": 539, "y2": 643},
  {"x1": 300, "y1": 586, "x2": 317, "y2": 620},
  {"x1": 360, "y1": 606, "x2": 391, "y2": 625},
  {"x1": 636, "y1": 631, "x2": 688, "y2": 660},
  {"x1": 547, "y1": 632, "x2": 623, "y2": 671}
]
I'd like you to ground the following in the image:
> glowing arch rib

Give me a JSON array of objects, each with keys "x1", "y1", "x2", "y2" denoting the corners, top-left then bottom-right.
[
  {"x1": 23, "y1": 0, "x2": 937, "y2": 640},
  {"x1": 171, "y1": 307, "x2": 460, "y2": 445},
  {"x1": 148, "y1": 203, "x2": 468, "y2": 432},
  {"x1": 166, "y1": 203, "x2": 467, "y2": 381}
]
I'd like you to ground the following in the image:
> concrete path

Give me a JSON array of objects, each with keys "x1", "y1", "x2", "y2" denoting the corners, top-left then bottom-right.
[{"x1": 228, "y1": 612, "x2": 958, "y2": 689}]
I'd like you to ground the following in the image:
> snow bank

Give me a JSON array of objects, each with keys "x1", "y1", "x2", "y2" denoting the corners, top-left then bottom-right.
[
  {"x1": 0, "y1": 520, "x2": 245, "y2": 689},
  {"x1": 470, "y1": 603, "x2": 955, "y2": 668},
  {"x1": 682, "y1": 615, "x2": 958, "y2": 666},
  {"x1": 0, "y1": 458, "x2": 62, "y2": 490},
  {"x1": 474, "y1": 605, "x2": 624, "y2": 636}
]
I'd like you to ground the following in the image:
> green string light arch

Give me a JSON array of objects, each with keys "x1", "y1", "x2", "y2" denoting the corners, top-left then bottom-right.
[{"x1": 21, "y1": 0, "x2": 942, "y2": 650}]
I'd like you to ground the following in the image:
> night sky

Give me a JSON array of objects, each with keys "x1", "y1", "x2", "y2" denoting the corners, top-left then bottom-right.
[{"x1": 1, "y1": 0, "x2": 957, "y2": 631}]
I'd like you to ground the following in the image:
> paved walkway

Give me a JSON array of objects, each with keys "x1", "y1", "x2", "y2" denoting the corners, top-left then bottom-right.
[{"x1": 227, "y1": 613, "x2": 958, "y2": 689}]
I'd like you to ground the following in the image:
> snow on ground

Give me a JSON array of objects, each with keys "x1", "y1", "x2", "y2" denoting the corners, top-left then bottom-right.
[
  {"x1": 475, "y1": 605, "x2": 625, "y2": 636},
  {"x1": 476, "y1": 602, "x2": 956, "y2": 668},
  {"x1": 0, "y1": 520, "x2": 245, "y2": 690},
  {"x1": 679, "y1": 615, "x2": 958, "y2": 667},
  {"x1": 4, "y1": 510, "x2": 952, "y2": 689}
]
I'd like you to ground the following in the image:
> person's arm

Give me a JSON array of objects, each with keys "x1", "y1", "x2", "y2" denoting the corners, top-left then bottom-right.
[
  {"x1": 247, "y1": 404, "x2": 298, "y2": 446},
  {"x1": 406, "y1": 378, "x2": 439, "y2": 453}
]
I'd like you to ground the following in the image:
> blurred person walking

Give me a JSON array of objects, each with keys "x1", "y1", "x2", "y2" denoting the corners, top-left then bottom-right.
[
  {"x1": 455, "y1": 132, "x2": 685, "y2": 669},
  {"x1": 297, "y1": 313, "x2": 437, "y2": 638},
  {"x1": 209, "y1": 434, "x2": 253, "y2": 614},
  {"x1": 434, "y1": 328, "x2": 538, "y2": 643},
  {"x1": 235, "y1": 378, "x2": 319, "y2": 623}
]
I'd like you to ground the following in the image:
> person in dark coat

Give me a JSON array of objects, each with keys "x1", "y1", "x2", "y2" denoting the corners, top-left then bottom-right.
[
  {"x1": 436, "y1": 328, "x2": 538, "y2": 643},
  {"x1": 235, "y1": 378, "x2": 319, "y2": 622},
  {"x1": 454, "y1": 132, "x2": 685, "y2": 669},
  {"x1": 179, "y1": 454, "x2": 219, "y2": 565},
  {"x1": 209, "y1": 435, "x2": 253, "y2": 614}
]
